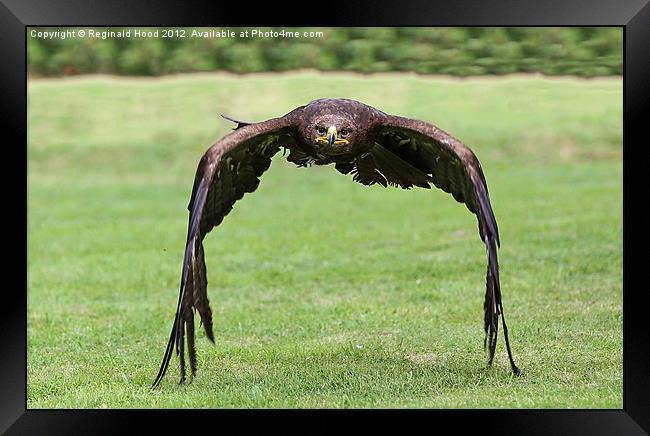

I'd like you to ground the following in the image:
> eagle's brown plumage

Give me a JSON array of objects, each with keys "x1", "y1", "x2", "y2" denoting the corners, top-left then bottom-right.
[{"x1": 151, "y1": 98, "x2": 520, "y2": 388}]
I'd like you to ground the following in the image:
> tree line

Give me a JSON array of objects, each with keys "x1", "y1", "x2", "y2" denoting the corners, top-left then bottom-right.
[{"x1": 27, "y1": 27, "x2": 622, "y2": 77}]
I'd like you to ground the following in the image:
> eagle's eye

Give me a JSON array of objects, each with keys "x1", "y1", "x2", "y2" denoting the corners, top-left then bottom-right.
[
  {"x1": 339, "y1": 128, "x2": 351, "y2": 138},
  {"x1": 316, "y1": 126, "x2": 326, "y2": 136}
]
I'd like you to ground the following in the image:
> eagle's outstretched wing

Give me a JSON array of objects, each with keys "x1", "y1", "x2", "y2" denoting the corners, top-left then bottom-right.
[
  {"x1": 152, "y1": 115, "x2": 298, "y2": 388},
  {"x1": 342, "y1": 114, "x2": 520, "y2": 375}
]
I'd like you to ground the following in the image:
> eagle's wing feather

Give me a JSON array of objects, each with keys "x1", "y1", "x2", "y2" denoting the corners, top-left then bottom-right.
[
  {"x1": 349, "y1": 114, "x2": 519, "y2": 375},
  {"x1": 152, "y1": 116, "x2": 297, "y2": 388}
]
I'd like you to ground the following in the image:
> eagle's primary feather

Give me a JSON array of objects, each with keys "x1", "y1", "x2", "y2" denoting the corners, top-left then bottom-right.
[{"x1": 152, "y1": 98, "x2": 519, "y2": 388}]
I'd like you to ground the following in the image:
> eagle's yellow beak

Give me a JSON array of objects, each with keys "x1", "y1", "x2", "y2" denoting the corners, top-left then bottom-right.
[
  {"x1": 327, "y1": 126, "x2": 337, "y2": 146},
  {"x1": 316, "y1": 126, "x2": 350, "y2": 147}
]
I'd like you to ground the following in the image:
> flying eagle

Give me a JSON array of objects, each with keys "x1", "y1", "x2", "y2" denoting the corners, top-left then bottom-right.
[{"x1": 152, "y1": 98, "x2": 520, "y2": 388}]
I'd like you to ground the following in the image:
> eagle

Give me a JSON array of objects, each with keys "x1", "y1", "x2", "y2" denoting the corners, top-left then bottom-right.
[{"x1": 152, "y1": 98, "x2": 520, "y2": 388}]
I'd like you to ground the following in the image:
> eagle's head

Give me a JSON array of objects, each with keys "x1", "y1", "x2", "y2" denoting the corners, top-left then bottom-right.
[
  {"x1": 298, "y1": 98, "x2": 375, "y2": 158},
  {"x1": 308, "y1": 114, "x2": 357, "y2": 156}
]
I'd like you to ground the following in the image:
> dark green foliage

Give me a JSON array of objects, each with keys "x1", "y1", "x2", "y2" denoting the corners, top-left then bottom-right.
[{"x1": 27, "y1": 27, "x2": 622, "y2": 77}]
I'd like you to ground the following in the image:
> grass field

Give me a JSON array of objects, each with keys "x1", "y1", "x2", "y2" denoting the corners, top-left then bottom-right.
[{"x1": 27, "y1": 71, "x2": 622, "y2": 408}]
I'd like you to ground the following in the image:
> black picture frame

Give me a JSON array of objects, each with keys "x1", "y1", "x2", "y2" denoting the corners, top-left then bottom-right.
[{"x1": 5, "y1": 0, "x2": 647, "y2": 433}]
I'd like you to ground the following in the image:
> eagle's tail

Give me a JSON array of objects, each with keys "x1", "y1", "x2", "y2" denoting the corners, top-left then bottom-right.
[{"x1": 484, "y1": 234, "x2": 520, "y2": 376}]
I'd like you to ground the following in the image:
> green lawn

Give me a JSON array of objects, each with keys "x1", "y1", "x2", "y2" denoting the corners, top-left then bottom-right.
[{"x1": 27, "y1": 72, "x2": 622, "y2": 408}]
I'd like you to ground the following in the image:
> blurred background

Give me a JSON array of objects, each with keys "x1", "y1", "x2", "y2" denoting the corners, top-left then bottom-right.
[{"x1": 28, "y1": 27, "x2": 622, "y2": 77}]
